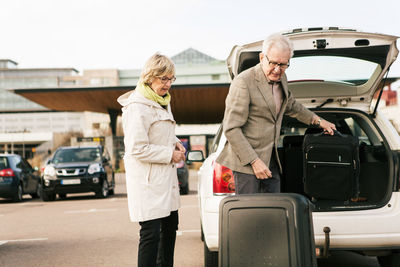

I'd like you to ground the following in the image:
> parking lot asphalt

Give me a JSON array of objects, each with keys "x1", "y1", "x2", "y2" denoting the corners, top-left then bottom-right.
[
  {"x1": 0, "y1": 172, "x2": 203, "y2": 267},
  {"x1": 0, "y1": 171, "x2": 380, "y2": 266}
]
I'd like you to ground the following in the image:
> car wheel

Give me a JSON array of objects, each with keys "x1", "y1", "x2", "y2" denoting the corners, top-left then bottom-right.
[
  {"x1": 41, "y1": 190, "x2": 56, "y2": 202},
  {"x1": 108, "y1": 188, "x2": 115, "y2": 195},
  {"x1": 378, "y1": 252, "x2": 400, "y2": 267},
  {"x1": 204, "y1": 242, "x2": 218, "y2": 267},
  {"x1": 58, "y1": 193, "x2": 67, "y2": 200},
  {"x1": 30, "y1": 184, "x2": 41, "y2": 199},
  {"x1": 13, "y1": 184, "x2": 23, "y2": 202},
  {"x1": 96, "y1": 179, "x2": 109, "y2": 198}
]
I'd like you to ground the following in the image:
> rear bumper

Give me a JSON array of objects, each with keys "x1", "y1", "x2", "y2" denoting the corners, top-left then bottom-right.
[
  {"x1": 313, "y1": 192, "x2": 400, "y2": 250},
  {"x1": 0, "y1": 184, "x2": 17, "y2": 198},
  {"x1": 201, "y1": 192, "x2": 400, "y2": 253},
  {"x1": 202, "y1": 195, "x2": 226, "y2": 251}
]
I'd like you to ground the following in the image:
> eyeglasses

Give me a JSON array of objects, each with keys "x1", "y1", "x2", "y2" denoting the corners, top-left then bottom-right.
[
  {"x1": 264, "y1": 55, "x2": 290, "y2": 70},
  {"x1": 158, "y1": 76, "x2": 176, "y2": 84}
]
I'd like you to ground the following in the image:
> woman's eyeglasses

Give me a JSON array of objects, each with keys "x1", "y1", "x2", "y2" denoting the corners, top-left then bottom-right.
[{"x1": 158, "y1": 76, "x2": 176, "y2": 84}]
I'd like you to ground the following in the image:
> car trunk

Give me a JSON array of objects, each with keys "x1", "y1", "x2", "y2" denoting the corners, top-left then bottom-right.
[
  {"x1": 225, "y1": 28, "x2": 399, "y2": 211},
  {"x1": 278, "y1": 109, "x2": 393, "y2": 211}
]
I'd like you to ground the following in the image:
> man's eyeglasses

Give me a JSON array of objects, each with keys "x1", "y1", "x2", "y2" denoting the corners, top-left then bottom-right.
[
  {"x1": 265, "y1": 55, "x2": 290, "y2": 70},
  {"x1": 158, "y1": 76, "x2": 176, "y2": 84}
]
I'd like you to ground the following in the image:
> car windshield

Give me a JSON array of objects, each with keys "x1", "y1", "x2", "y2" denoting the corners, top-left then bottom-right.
[
  {"x1": 285, "y1": 55, "x2": 380, "y2": 85},
  {"x1": 52, "y1": 148, "x2": 101, "y2": 164}
]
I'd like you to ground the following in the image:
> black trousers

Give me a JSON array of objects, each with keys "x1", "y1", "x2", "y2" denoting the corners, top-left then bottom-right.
[
  {"x1": 138, "y1": 210, "x2": 179, "y2": 267},
  {"x1": 233, "y1": 155, "x2": 281, "y2": 194}
]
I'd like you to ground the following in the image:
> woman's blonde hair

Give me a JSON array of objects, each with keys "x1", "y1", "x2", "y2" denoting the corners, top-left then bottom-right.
[{"x1": 140, "y1": 53, "x2": 175, "y2": 85}]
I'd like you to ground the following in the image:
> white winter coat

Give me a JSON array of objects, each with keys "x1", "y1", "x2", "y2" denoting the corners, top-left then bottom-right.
[{"x1": 117, "y1": 90, "x2": 180, "y2": 222}]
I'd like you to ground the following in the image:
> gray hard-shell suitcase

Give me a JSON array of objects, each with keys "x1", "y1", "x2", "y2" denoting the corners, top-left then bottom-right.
[{"x1": 219, "y1": 193, "x2": 316, "y2": 267}]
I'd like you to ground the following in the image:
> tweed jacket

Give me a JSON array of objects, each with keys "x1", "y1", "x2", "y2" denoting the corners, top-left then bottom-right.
[{"x1": 216, "y1": 63, "x2": 315, "y2": 175}]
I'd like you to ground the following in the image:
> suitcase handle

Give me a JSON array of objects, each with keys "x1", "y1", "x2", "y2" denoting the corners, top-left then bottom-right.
[
  {"x1": 333, "y1": 129, "x2": 343, "y2": 136},
  {"x1": 318, "y1": 129, "x2": 343, "y2": 137}
]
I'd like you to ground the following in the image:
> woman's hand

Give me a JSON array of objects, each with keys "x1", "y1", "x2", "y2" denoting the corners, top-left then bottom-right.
[
  {"x1": 172, "y1": 150, "x2": 185, "y2": 163},
  {"x1": 175, "y1": 142, "x2": 186, "y2": 153},
  {"x1": 172, "y1": 142, "x2": 186, "y2": 163}
]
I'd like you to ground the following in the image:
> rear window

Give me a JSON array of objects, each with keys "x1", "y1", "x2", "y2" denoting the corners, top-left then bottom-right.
[
  {"x1": 0, "y1": 157, "x2": 9, "y2": 170},
  {"x1": 53, "y1": 148, "x2": 101, "y2": 164},
  {"x1": 286, "y1": 56, "x2": 379, "y2": 85}
]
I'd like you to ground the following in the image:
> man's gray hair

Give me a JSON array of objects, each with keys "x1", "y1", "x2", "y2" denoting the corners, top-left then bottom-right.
[{"x1": 262, "y1": 33, "x2": 294, "y2": 58}]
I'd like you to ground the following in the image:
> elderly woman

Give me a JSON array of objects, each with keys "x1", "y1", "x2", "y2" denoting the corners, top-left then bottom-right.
[{"x1": 117, "y1": 53, "x2": 185, "y2": 267}]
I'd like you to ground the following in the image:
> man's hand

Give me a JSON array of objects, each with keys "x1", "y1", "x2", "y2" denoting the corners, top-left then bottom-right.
[
  {"x1": 251, "y1": 158, "x2": 272, "y2": 179},
  {"x1": 312, "y1": 115, "x2": 336, "y2": 135},
  {"x1": 320, "y1": 119, "x2": 336, "y2": 135}
]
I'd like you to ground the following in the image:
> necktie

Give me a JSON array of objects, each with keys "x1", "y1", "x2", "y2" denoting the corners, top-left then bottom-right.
[{"x1": 270, "y1": 82, "x2": 282, "y2": 115}]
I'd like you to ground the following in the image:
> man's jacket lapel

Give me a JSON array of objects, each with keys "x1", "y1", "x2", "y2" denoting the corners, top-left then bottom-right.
[{"x1": 255, "y1": 64, "x2": 277, "y2": 120}]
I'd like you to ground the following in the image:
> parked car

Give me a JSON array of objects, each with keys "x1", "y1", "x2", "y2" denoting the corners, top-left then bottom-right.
[
  {"x1": 41, "y1": 145, "x2": 115, "y2": 201},
  {"x1": 0, "y1": 154, "x2": 40, "y2": 202},
  {"x1": 176, "y1": 160, "x2": 189, "y2": 194},
  {"x1": 191, "y1": 28, "x2": 400, "y2": 267}
]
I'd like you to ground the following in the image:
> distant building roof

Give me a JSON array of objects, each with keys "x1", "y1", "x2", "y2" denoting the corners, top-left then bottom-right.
[
  {"x1": 171, "y1": 48, "x2": 219, "y2": 65},
  {"x1": 0, "y1": 59, "x2": 18, "y2": 69}
]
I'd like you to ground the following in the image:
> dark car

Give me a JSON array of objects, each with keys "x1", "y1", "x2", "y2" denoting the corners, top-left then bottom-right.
[
  {"x1": 176, "y1": 160, "x2": 189, "y2": 195},
  {"x1": 0, "y1": 154, "x2": 40, "y2": 202},
  {"x1": 41, "y1": 146, "x2": 115, "y2": 201}
]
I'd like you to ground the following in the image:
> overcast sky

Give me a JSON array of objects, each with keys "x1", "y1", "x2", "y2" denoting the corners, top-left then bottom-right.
[{"x1": 1, "y1": 0, "x2": 400, "y2": 76}]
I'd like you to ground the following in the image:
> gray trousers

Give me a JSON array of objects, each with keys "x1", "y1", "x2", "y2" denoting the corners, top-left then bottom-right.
[{"x1": 233, "y1": 156, "x2": 281, "y2": 194}]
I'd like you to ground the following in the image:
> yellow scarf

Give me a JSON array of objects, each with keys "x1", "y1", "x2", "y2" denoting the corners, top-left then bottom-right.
[{"x1": 136, "y1": 81, "x2": 171, "y2": 107}]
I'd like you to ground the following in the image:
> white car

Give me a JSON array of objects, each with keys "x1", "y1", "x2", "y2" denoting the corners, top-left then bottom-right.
[{"x1": 192, "y1": 27, "x2": 400, "y2": 267}]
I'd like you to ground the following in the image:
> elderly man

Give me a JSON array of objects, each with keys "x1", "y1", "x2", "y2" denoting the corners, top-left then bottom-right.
[{"x1": 216, "y1": 33, "x2": 336, "y2": 194}]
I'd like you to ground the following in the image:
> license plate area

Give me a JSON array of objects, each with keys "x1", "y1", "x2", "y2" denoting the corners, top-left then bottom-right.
[{"x1": 61, "y1": 179, "x2": 81, "y2": 185}]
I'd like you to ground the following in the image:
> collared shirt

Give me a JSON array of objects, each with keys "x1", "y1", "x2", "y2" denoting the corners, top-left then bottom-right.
[{"x1": 269, "y1": 81, "x2": 283, "y2": 115}]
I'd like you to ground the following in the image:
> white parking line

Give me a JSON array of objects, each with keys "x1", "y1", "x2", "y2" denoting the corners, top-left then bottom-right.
[
  {"x1": 64, "y1": 208, "x2": 117, "y2": 214},
  {"x1": 17, "y1": 203, "x2": 44, "y2": 206},
  {"x1": 177, "y1": 229, "x2": 201, "y2": 236},
  {"x1": 0, "y1": 238, "x2": 48, "y2": 246}
]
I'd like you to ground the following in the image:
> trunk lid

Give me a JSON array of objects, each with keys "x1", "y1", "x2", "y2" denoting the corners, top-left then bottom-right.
[{"x1": 227, "y1": 27, "x2": 399, "y2": 112}]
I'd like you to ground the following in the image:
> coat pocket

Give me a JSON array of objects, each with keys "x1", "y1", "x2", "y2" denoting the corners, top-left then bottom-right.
[{"x1": 148, "y1": 163, "x2": 173, "y2": 185}]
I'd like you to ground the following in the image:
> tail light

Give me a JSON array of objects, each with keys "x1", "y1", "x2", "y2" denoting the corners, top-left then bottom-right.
[
  {"x1": 213, "y1": 162, "x2": 235, "y2": 194},
  {"x1": 0, "y1": 168, "x2": 15, "y2": 177}
]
